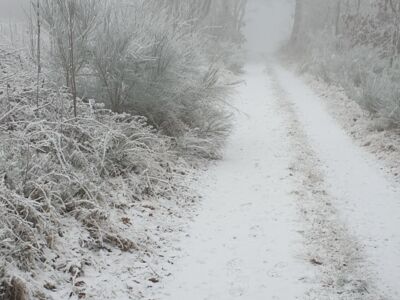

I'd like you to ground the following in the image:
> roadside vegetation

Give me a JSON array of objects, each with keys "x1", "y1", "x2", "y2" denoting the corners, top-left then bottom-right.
[
  {"x1": 285, "y1": 0, "x2": 400, "y2": 127},
  {"x1": 0, "y1": 0, "x2": 247, "y2": 298}
]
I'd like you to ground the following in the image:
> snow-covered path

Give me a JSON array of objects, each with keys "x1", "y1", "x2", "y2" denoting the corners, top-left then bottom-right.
[
  {"x1": 151, "y1": 64, "x2": 400, "y2": 299},
  {"x1": 154, "y1": 65, "x2": 311, "y2": 300},
  {"x1": 275, "y1": 66, "x2": 400, "y2": 299}
]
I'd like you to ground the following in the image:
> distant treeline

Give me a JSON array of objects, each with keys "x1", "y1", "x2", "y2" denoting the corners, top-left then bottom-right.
[{"x1": 287, "y1": 0, "x2": 400, "y2": 126}]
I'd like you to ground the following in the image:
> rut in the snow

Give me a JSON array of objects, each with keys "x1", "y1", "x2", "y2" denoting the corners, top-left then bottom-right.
[{"x1": 268, "y1": 65, "x2": 382, "y2": 300}]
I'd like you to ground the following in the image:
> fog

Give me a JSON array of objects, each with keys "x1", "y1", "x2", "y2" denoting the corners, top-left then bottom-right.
[
  {"x1": 0, "y1": 0, "x2": 28, "y2": 20},
  {"x1": 244, "y1": 0, "x2": 294, "y2": 60},
  {"x1": 3, "y1": 1, "x2": 400, "y2": 299},
  {"x1": 1, "y1": 0, "x2": 295, "y2": 54},
  {"x1": 0, "y1": 0, "x2": 296, "y2": 62}
]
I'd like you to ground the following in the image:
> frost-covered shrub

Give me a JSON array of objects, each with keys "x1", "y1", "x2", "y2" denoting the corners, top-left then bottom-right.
[
  {"x1": 302, "y1": 40, "x2": 400, "y2": 125},
  {"x1": 0, "y1": 46, "x2": 181, "y2": 271},
  {"x1": 0, "y1": 1, "x2": 245, "y2": 296},
  {"x1": 35, "y1": 0, "x2": 243, "y2": 155},
  {"x1": 284, "y1": 0, "x2": 400, "y2": 126},
  {"x1": 82, "y1": 1, "x2": 235, "y2": 158}
]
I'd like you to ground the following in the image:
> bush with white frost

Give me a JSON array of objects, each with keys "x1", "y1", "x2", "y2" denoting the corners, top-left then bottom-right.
[
  {"x1": 285, "y1": 0, "x2": 400, "y2": 127},
  {"x1": 0, "y1": 46, "x2": 180, "y2": 275},
  {"x1": 0, "y1": 0, "x2": 247, "y2": 296},
  {"x1": 37, "y1": 0, "x2": 242, "y2": 156}
]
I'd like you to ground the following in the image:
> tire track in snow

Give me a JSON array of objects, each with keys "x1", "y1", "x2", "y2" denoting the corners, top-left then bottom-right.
[
  {"x1": 273, "y1": 64, "x2": 400, "y2": 299},
  {"x1": 268, "y1": 65, "x2": 385, "y2": 300},
  {"x1": 150, "y1": 64, "x2": 314, "y2": 300},
  {"x1": 150, "y1": 63, "x2": 400, "y2": 300}
]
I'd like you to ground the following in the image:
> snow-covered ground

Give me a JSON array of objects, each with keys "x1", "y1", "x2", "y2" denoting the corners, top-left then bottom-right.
[
  {"x1": 149, "y1": 64, "x2": 313, "y2": 300},
  {"x1": 275, "y1": 66, "x2": 400, "y2": 298},
  {"x1": 148, "y1": 64, "x2": 400, "y2": 299},
  {"x1": 47, "y1": 63, "x2": 400, "y2": 299}
]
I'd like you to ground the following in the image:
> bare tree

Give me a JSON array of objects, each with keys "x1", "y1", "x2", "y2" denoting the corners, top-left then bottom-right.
[
  {"x1": 41, "y1": 0, "x2": 100, "y2": 117},
  {"x1": 36, "y1": 0, "x2": 41, "y2": 107},
  {"x1": 290, "y1": 0, "x2": 303, "y2": 46},
  {"x1": 335, "y1": 0, "x2": 342, "y2": 36},
  {"x1": 389, "y1": 0, "x2": 400, "y2": 65},
  {"x1": 91, "y1": 5, "x2": 139, "y2": 113}
]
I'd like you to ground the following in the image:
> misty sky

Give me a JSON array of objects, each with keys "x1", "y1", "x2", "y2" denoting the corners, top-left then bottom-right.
[
  {"x1": 0, "y1": 0, "x2": 28, "y2": 20},
  {"x1": 0, "y1": 0, "x2": 294, "y2": 55},
  {"x1": 244, "y1": 0, "x2": 294, "y2": 58}
]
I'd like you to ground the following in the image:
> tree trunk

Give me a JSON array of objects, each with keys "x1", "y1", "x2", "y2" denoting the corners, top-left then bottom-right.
[
  {"x1": 290, "y1": 0, "x2": 303, "y2": 46},
  {"x1": 68, "y1": 0, "x2": 77, "y2": 118},
  {"x1": 36, "y1": 0, "x2": 41, "y2": 107},
  {"x1": 335, "y1": 0, "x2": 342, "y2": 36}
]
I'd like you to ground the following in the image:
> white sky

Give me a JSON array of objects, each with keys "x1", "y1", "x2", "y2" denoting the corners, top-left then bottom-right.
[
  {"x1": 244, "y1": 0, "x2": 294, "y2": 59},
  {"x1": 0, "y1": 0, "x2": 28, "y2": 20},
  {"x1": 0, "y1": 0, "x2": 295, "y2": 57}
]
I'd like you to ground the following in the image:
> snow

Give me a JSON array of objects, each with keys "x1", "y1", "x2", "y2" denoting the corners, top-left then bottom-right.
[
  {"x1": 29, "y1": 177, "x2": 199, "y2": 300},
  {"x1": 301, "y1": 73, "x2": 400, "y2": 182},
  {"x1": 22, "y1": 62, "x2": 400, "y2": 299},
  {"x1": 150, "y1": 64, "x2": 314, "y2": 300},
  {"x1": 275, "y1": 65, "x2": 400, "y2": 298},
  {"x1": 148, "y1": 63, "x2": 400, "y2": 300}
]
